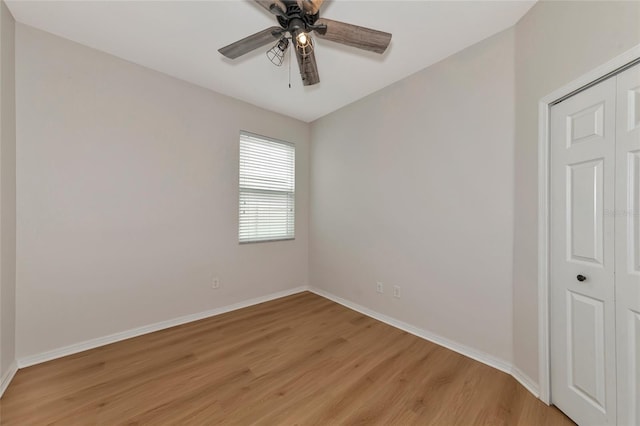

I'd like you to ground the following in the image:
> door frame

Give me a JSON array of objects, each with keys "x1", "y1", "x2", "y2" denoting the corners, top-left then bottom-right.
[{"x1": 537, "y1": 45, "x2": 640, "y2": 405}]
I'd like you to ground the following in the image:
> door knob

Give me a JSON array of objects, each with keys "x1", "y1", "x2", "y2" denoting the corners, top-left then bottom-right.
[{"x1": 577, "y1": 274, "x2": 587, "y2": 282}]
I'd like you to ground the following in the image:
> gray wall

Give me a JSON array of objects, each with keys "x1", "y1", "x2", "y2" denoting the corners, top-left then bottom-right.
[
  {"x1": 310, "y1": 28, "x2": 516, "y2": 364},
  {"x1": 0, "y1": 0, "x2": 16, "y2": 382},
  {"x1": 15, "y1": 24, "x2": 310, "y2": 359},
  {"x1": 512, "y1": 0, "x2": 640, "y2": 382}
]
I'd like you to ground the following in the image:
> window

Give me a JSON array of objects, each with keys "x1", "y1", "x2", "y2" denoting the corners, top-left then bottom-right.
[{"x1": 239, "y1": 132, "x2": 295, "y2": 243}]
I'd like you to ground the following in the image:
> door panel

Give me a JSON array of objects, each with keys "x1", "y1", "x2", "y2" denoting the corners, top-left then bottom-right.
[
  {"x1": 615, "y1": 63, "x2": 640, "y2": 426},
  {"x1": 567, "y1": 291, "x2": 606, "y2": 412},
  {"x1": 627, "y1": 87, "x2": 640, "y2": 131},
  {"x1": 630, "y1": 310, "x2": 640, "y2": 423},
  {"x1": 551, "y1": 77, "x2": 617, "y2": 426},
  {"x1": 567, "y1": 159, "x2": 604, "y2": 264},
  {"x1": 630, "y1": 151, "x2": 640, "y2": 274},
  {"x1": 568, "y1": 102, "x2": 605, "y2": 146}
]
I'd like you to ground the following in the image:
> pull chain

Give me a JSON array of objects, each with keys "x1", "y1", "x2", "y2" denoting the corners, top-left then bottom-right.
[{"x1": 288, "y1": 42, "x2": 292, "y2": 89}]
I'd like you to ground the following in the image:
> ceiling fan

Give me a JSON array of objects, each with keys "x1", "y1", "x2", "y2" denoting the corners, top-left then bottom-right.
[{"x1": 218, "y1": 0, "x2": 392, "y2": 86}]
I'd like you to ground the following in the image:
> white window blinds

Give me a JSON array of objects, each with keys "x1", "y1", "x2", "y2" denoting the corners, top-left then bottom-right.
[{"x1": 239, "y1": 132, "x2": 295, "y2": 243}]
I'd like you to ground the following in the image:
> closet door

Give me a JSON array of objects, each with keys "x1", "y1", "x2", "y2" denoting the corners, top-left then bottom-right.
[
  {"x1": 550, "y1": 77, "x2": 617, "y2": 426},
  {"x1": 615, "y1": 62, "x2": 640, "y2": 425}
]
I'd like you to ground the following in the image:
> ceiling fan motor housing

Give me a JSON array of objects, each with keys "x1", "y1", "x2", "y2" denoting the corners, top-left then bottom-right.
[{"x1": 276, "y1": 3, "x2": 319, "y2": 33}]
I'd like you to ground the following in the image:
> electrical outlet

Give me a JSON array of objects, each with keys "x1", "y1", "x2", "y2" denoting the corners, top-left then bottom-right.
[
  {"x1": 376, "y1": 282, "x2": 384, "y2": 294},
  {"x1": 393, "y1": 285, "x2": 400, "y2": 298},
  {"x1": 212, "y1": 277, "x2": 220, "y2": 289}
]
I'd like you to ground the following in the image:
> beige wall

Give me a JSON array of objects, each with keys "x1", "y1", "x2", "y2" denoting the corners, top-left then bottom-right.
[
  {"x1": 310, "y1": 29, "x2": 516, "y2": 364},
  {"x1": 15, "y1": 24, "x2": 310, "y2": 359},
  {"x1": 9, "y1": 0, "x2": 640, "y2": 392},
  {"x1": 512, "y1": 0, "x2": 640, "y2": 382},
  {"x1": 0, "y1": 0, "x2": 16, "y2": 381}
]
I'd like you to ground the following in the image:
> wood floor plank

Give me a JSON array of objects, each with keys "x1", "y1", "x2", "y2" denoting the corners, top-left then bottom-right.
[{"x1": 0, "y1": 292, "x2": 574, "y2": 425}]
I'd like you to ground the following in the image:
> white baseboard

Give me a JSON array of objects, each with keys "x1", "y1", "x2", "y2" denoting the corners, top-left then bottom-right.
[
  {"x1": 511, "y1": 366, "x2": 540, "y2": 398},
  {"x1": 308, "y1": 287, "x2": 512, "y2": 375},
  {"x1": 0, "y1": 360, "x2": 18, "y2": 398},
  {"x1": 17, "y1": 286, "x2": 309, "y2": 368}
]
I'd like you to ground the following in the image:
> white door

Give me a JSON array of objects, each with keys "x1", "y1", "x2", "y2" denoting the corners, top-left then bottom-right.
[
  {"x1": 550, "y1": 77, "x2": 618, "y2": 425},
  {"x1": 615, "y1": 63, "x2": 640, "y2": 426}
]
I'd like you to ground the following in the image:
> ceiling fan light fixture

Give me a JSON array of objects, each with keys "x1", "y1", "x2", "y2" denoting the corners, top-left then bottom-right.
[
  {"x1": 295, "y1": 32, "x2": 314, "y2": 57},
  {"x1": 296, "y1": 32, "x2": 309, "y2": 47},
  {"x1": 266, "y1": 36, "x2": 289, "y2": 66}
]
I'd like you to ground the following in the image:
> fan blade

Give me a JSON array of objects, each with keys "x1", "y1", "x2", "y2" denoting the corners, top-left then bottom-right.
[
  {"x1": 219, "y1": 27, "x2": 284, "y2": 59},
  {"x1": 314, "y1": 18, "x2": 391, "y2": 54},
  {"x1": 297, "y1": 0, "x2": 324, "y2": 15},
  {"x1": 295, "y1": 47, "x2": 320, "y2": 86},
  {"x1": 254, "y1": 0, "x2": 287, "y2": 16}
]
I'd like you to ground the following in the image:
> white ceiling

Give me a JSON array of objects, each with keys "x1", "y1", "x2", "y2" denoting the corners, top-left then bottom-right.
[{"x1": 6, "y1": 0, "x2": 535, "y2": 122}]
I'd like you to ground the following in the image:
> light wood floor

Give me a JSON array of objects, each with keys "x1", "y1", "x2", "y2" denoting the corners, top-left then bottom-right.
[{"x1": 0, "y1": 292, "x2": 573, "y2": 425}]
